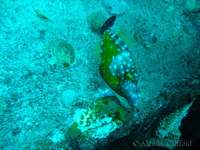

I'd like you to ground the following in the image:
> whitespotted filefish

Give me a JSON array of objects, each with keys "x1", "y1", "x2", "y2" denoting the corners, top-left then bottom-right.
[{"x1": 100, "y1": 30, "x2": 139, "y2": 106}]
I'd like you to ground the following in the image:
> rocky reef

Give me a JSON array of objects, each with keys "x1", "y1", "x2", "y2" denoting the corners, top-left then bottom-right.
[{"x1": 0, "y1": 0, "x2": 199, "y2": 150}]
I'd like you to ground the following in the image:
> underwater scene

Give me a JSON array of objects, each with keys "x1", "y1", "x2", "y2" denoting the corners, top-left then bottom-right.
[{"x1": 0, "y1": 0, "x2": 200, "y2": 150}]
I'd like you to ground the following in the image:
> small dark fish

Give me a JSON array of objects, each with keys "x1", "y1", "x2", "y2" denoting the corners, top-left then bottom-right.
[{"x1": 100, "y1": 15, "x2": 116, "y2": 35}]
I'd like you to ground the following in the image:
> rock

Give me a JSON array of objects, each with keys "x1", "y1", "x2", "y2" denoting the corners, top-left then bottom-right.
[
  {"x1": 103, "y1": 0, "x2": 127, "y2": 15},
  {"x1": 134, "y1": 28, "x2": 157, "y2": 50},
  {"x1": 88, "y1": 11, "x2": 107, "y2": 33},
  {"x1": 60, "y1": 89, "x2": 79, "y2": 108}
]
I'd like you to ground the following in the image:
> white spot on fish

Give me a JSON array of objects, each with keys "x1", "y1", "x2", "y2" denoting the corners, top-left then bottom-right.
[
  {"x1": 115, "y1": 39, "x2": 121, "y2": 45},
  {"x1": 118, "y1": 55, "x2": 122, "y2": 60},
  {"x1": 111, "y1": 34, "x2": 115, "y2": 38}
]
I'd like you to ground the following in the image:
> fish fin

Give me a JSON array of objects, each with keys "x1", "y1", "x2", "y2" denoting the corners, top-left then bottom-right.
[
  {"x1": 117, "y1": 29, "x2": 135, "y2": 49},
  {"x1": 93, "y1": 39, "x2": 103, "y2": 61}
]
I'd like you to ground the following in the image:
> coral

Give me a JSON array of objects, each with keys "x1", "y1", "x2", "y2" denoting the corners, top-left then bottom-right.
[
  {"x1": 88, "y1": 11, "x2": 107, "y2": 33},
  {"x1": 53, "y1": 40, "x2": 75, "y2": 67},
  {"x1": 103, "y1": 0, "x2": 127, "y2": 15},
  {"x1": 152, "y1": 100, "x2": 195, "y2": 149},
  {"x1": 73, "y1": 109, "x2": 121, "y2": 138},
  {"x1": 100, "y1": 30, "x2": 139, "y2": 106},
  {"x1": 65, "y1": 96, "x2": 132, "y2": 149},
  {"x1": 65, "y1": 123, "x2": 82, "y2": 140}
]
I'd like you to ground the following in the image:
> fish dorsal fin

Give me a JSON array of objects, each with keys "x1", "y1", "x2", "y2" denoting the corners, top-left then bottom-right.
[{"x1": 117, "y1": 29, "x2": 135, "y2": 49}]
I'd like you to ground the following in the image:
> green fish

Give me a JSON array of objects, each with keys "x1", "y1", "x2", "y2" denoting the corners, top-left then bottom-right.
[{"x1": 100, "y1": 30, "x2": 139, "y2": 106}]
